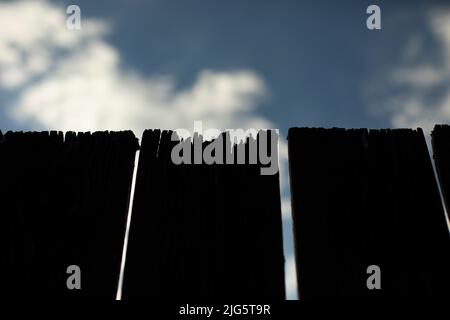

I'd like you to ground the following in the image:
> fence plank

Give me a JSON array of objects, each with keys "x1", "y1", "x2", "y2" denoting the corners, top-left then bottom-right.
[
  {"x1": 288, "y1": 127, "x2": 450, "y2": 298},
  {"x1": 1, "y1": 131, "x2": 138, "y2": 298},
  {"x1": 123, "y1": 130, "x2": 285, "y2": 300},
  {"x1": 432, "y1": 125, "x2": 450, "y2": 216}
]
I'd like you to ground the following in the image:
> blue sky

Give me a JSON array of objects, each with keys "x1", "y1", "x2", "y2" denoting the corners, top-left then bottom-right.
[
  {"x1": 59, "y1": 0, "x2": 449, "y2": 129},
  {"x1": 1, "y1": 0, "x2": 450, "y2": 299}
]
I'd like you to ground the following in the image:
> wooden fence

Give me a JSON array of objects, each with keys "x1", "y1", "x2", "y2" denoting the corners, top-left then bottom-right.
[
  {"x1": 288, "y1": 127, "x2": 450, "y2": 298},
  {"x1": 1, "y1": 126, "x2": 449, "y2": 299},
  {"x1": 1, "y1": 131, "x2": 138, "y2": 298},
  {"x1": 122, "y1": 130, "x2": 285, "y2": 300}
]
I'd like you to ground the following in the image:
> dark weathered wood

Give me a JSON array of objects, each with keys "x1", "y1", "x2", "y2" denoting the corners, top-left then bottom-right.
[
  {"x1": 123, "y1": 130, "x2": 285, "y2": 300},
  {"x1": 1, "y1": 131, "x2": 138, "y2": 298},
  {"x1": 432, "y1": 125, "x2": 450, "y2": 215},
  {"x1": 288, "y1": 127, "x2": 450, "y2": 298}
]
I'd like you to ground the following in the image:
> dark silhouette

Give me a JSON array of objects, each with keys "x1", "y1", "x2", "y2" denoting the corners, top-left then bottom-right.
[
  {"x1": 288, "y1": 127, "x2": 450, "y2": 298},
  {"x1": 0, "y1": 131, "x2": 138, "y2": 298},
  {"x1": 432, "y1": 125, "x2": 450, "y2": 215},
  {"x1": 122, "y1": 130, "x2": 286, "y2": 300},
  {"x1": 3, "y1": 126, "x2": 450, "y2": 300}
]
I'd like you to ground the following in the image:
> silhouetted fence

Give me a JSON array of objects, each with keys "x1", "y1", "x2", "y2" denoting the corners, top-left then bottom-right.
[
  {"x1": 433, "y1": 125, "x2": 450, "y2": 215},
  {"x1": 288, "y1": 127, "x2": 450, "y2": 298},
  {"x1": 122, "y1": 130, "x2": 285, "y2": 300},
  {"x1": 1, "y1": 126, "x2": 449, "y2": 299},
  {"x1": 1, "y1": 131, "x2": 138, "y2": 298}
]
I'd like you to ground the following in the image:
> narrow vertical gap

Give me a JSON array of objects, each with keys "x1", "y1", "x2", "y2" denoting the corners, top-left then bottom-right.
[
  {"x1": 116, "y1": 150, "x2": 140, "y2": 300},
  {"x1": 282, "y1": 193, "x2": 298, "y2": 299},
  {"x1": 279, "y1": 143, "x2": 298, "y2": 300}
]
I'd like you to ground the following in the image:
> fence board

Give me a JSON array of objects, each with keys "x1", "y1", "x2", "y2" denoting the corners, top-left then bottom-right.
[
  {"x1": 288, "y1": 127, "x2": 450, "y2": 298},
  {"x1": 432, "y1": 125, "x2": 450, "y2": 217},
  {"x1": 0, "y1": 131, "x2": 138, "y2": 298},
  {"x1": 122, "y1": 130, "x2": 285, "y2": 300}
]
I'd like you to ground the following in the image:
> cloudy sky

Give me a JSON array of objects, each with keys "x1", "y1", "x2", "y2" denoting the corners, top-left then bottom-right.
[{"x1": 1, "y1": 0, "x2": 450, "y2": 299}]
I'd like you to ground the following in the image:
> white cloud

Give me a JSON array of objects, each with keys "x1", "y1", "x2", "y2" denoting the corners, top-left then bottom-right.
[
  {"x1": 0, "y1": 0, "x2": 278, "y2": 155},
  {"x1": 366, "y1": 9, "x2": 450, "y2": 134},
  {"x1": 0, "y1": 0, "x2": 108, "y2": 89},
  {"x1": 0, "y1": 0, "x2": 272, "y2": 138},
  {"x1": 9, "y1": 37, "x2": 270, "y2": 135},
  {"x1": 390, "y1": 66, "x2": 445, "y2": 89}
]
